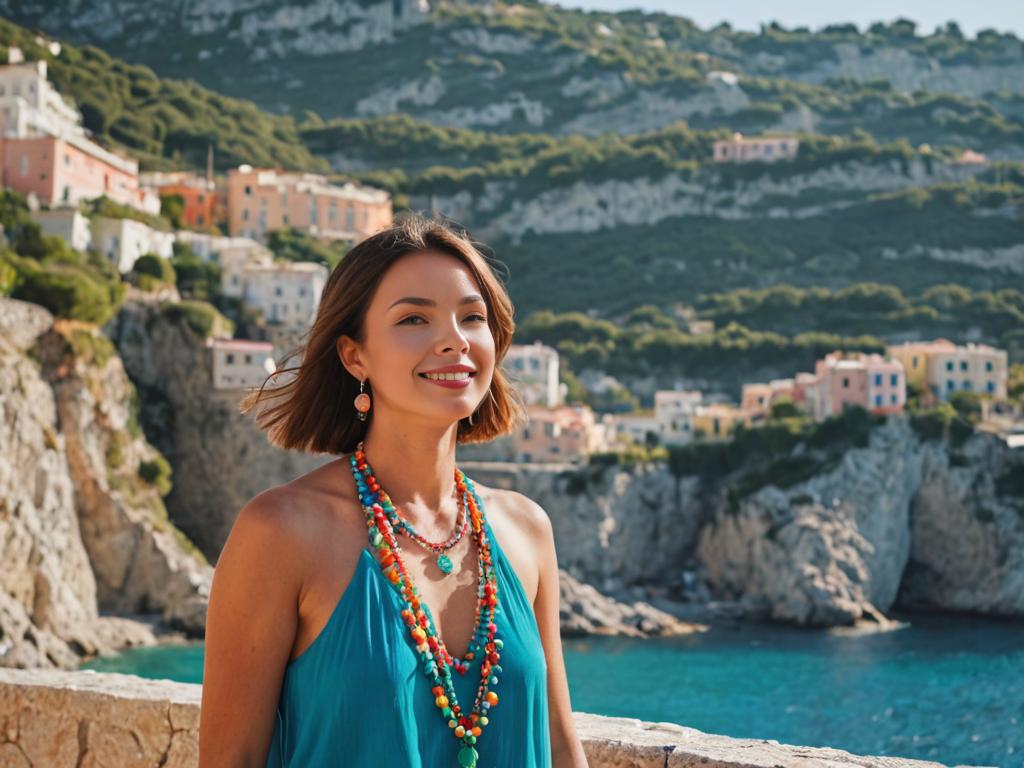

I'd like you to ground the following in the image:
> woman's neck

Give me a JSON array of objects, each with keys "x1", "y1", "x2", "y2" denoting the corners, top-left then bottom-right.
[{"x1": 357, "y1": 414, "x2": 461, "y2": 533}]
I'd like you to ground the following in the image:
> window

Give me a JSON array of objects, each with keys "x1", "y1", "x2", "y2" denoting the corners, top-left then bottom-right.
[
  {"x1": 875, "y1": 394, "x2": 882, "y2": 406},
  {"x1": 244, "y1": 354, "x2": 252, "y2": 364},
  {"x1": 244, "y1": 185, "x2": 252, "y2": 196},
  {"x1": 912, "y1": 356, "x2": 919, "y2": 368},
  {"x1": 523, "y1": 427, "x2": 531, "y2": 439},
  {"x1": 275, "y1": 286, "x2": 283, "y2": 296},
  {"x1": 963, "y1": 380, "x2": 971, "y2": 390},
  {"x1": 987, "y1": 380, "x2": 995, "y2": 393},
  {"x1": 842, "y1": 377, "x2": 849, "y2": 388},
  {"x1": 226, "y1": 353, "x2": 235, "y2": 364},
  {"x1": 960, "y1": 361, "x2": 968, "y2": 371},
  {"x1": 891, "y1": 394, "x2": 897, "y2": 404},
  {"x1": 890, "y1": 373, "x2": 898, "y2": 386},
  {"x1": 283, "y1": 214, "x2": 289, "y2": 225},
  {"x1": 299, "y1": 287, "x2": 306, "y2": 297},
  {"x1": 947, "y1": 380, "x2": 955, "y2": 392},
  {"x1": 874, "y1": 373, "x2": 882, "y2": 386},
  {"x1": 242, "y1": 209, "x2": 250, "y2": 221},
  {"x1": 946, "y1": 361, "x2": 954, "y2": 372},
  {"x1": 986, "y1": 361, "x2": 993, "y2": 372}
]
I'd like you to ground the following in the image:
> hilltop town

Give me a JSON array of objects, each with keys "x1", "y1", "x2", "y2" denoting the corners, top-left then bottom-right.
[{"x1": 2, "y1": 46, "x2": 1018, "y2": 470}]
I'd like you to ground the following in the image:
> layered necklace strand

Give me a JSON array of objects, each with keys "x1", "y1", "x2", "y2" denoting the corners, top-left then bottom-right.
[
  {"x1": 390, "y1": 481, "x2": 470, "y2": 576},
  {"x1": 349, "y1": 443, "x2": 503, "y2": 768}
]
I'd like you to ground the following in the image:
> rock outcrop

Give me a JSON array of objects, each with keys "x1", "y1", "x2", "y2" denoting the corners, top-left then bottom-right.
[
  {"x1": 464, "y1": 415, "x2": 1024, "y2": 628},
  {"x1": 0, "y1": 298, "x2": 210, "y2": 671}
]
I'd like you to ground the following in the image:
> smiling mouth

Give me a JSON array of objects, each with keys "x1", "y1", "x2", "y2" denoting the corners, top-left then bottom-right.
[{"x1": 418, "y1": 371, "x2": 477, "y2": 381}]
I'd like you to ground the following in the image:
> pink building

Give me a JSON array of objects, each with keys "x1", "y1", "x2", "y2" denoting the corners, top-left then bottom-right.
[
  {"x1": 712, "y1": 132, "x2": 800, "y2": 163},
  {"x1": 0, "y1": 58, "x2": 158, "y2": 213},
  {"x1": 227, "y1": 165, "x2": 391, "y2": 243},
  {"x1": 812, "y1": 351, "x2": 905, "y2": 421}
]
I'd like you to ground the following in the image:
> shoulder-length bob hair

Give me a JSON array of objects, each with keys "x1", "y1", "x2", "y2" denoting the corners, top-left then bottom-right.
[{"x1": 239, "y1": 212, "x2": 526, "y2": 455}]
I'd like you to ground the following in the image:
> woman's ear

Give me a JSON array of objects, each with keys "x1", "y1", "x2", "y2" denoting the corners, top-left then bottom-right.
[{"x1": 336, "y1": 335, "x2": 364, "y2": 381}]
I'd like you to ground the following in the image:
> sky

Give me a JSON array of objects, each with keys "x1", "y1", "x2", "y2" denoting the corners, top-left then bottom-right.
[{"x1": 554, "y1": 1, "x2": 1024, "y2": 38}]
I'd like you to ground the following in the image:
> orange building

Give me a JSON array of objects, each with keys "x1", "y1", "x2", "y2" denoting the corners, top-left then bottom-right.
[
  {"x1": 141, "y1": 171, "x2": 223, "y2": 229},
  {"x1": 226, "y1": 165, "x2": 391, "y2": 243}
]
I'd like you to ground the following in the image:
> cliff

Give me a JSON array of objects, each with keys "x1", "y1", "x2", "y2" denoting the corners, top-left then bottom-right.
[
  {"x1": 462, "y1": 416, "x2": 1024, "y2": 628},
  {"x1": 0, "y1": 298, "x2": 211, "y2": 671}
]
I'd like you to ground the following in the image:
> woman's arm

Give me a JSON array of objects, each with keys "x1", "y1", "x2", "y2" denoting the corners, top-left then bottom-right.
[
  {"x1": 520, "y1": 494, "x2": 590, "y2": 767},
  {"x1": 198, "y1": 490, "x2": 305, "y2": 767}
]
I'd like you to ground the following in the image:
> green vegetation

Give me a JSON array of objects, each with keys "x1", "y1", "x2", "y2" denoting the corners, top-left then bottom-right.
[
  {"x1": 138, "y1": 455, "x2": 172, "y2": 496},
  {"x1": 159, "y1": 299, "x2": 233, "y2": 340},
  {"x1": 170, "y1": 242, "x2": 221, "y2": 301},
  {"x1": 266, "y1": 228, "x2": 349, "y2": 272}
]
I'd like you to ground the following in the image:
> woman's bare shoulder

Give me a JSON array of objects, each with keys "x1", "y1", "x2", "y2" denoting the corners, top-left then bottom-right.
[{"x1": 474, "y1": 482, "x2": 552, "y2": 542}]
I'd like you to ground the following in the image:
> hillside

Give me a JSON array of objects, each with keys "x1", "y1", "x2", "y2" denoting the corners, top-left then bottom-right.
[
  {"x1": 4, "y1": 1, "x2": 1024, "y2": 156},
  {"x1": 0, "y1": 13, "x2": 1021, "y2": 371}
]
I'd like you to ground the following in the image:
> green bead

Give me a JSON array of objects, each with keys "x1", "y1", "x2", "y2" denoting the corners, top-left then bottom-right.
[
  {"x1": 458, "y1": 746, "x2": 478, "y2": 767},
  {"x1": 466, "y1": 734, "x2": 477, "y2": 745},
  {"x1": 494, "y1": 639, "x2": 504, "y2": 650}
]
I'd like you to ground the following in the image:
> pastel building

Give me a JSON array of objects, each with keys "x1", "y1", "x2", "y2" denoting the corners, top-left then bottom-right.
[
  {"x1": 226, "y1": 165, "x2": 391, "y2": 243},
  {"x1": 811, "y1": 351, "x2": 906, "y2": 421},
  {"x1": 692, "y1": 403, "x2": 751, "y2": 441},
  {"x1": 510, "y1": 404, "x2": 605, "y2": 463},
  {"x1": 30, "y1": 207, "x2": 91, "y2": 251},
  {"x1": 141, "y1": 171, "x2": 222, "y2": 229},
  {"x1": 240, "y1": 261, "x2": 328, "y2": 331},
  {"x1": 741, "y1": 373, "x2": 816, "y2": 419},
  {"x1": 888, "y1": 339, "x2": 1007, "y2": 401},
  {"x1": 91, "y1": 216, "x2": 174, "y2": 274},
  {"x1": 712, "y1": 132, "x2": 800, "y2": 163},
  {"x1": 207, "y1": 338, "x2": 277, "y2": 390},
  {"x1": 654, "y1": 389, "x2": 701, "y2": 445},
  {"x1": 503, "y1": 341, "x2": 564, "y2": 407},
  {"x1": 0, "y1": 58, "x2": 159, "y2": 213}
]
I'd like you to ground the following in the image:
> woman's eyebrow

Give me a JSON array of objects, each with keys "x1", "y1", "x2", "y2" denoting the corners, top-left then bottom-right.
[{"x1": 387, "y1": 294, "x2": 485, "y2": 309}]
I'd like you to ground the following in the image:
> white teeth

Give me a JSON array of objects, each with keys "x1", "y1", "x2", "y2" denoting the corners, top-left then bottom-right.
[{"x1": 424, "y1": 372, "x2": 471, "y2": 381}]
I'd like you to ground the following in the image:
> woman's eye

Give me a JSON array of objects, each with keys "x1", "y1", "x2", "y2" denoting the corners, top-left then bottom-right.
[
  {"x1": 398, "y1": 315, "x2": 425, "y2": 325},
  {"x1": 468, "y1": 313, "x2": 488, "y2": 322}
]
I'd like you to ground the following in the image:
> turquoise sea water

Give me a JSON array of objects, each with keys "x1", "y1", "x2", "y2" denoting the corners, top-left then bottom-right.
[{"x1": 81, "y1": 611, "x2": 1023, "y2": 767}]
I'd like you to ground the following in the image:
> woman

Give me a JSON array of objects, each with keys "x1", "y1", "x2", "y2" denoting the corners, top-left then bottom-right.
[{"x1": 198, "y1": 213, "x2": 589, "y2": 767}]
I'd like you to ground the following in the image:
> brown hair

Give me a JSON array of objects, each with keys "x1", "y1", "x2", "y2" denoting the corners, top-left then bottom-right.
[{"x1": 238, "y1": 212, "x2": 526, "y2": 454}]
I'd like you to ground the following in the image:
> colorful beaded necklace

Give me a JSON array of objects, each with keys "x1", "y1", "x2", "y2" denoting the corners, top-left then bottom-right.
[
  {"x1": 391, "y1": 482, "x2": 470, "y2": 576},
  {"x1": 349, "y1": 443, "x2": 503, "y2": 768}
]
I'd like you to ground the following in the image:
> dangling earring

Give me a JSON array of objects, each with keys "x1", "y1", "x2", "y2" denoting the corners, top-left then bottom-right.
[{"x1": 354, "y1": 379, "x2": 371, "y2": 421}]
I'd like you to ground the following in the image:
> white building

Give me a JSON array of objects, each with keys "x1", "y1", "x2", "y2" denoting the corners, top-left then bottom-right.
[
  {"x1": 207, "y1": 338, "x2": 277, "y2": 390},
  {"x1": 654, "y1": 389, "x2": 701, "y2": 445},
  {"x1": 31, "y1": 207, "x2": 91, "y2": 251},
  {"x1": 241, "y1": 261, "x2": 328, "y2": 331},
  {"x1": 91, "y1": 216, "x2": 174, "y2": 273},
  {"x1": 503, "y1": 341, "x2": 564, "y2": 407},
  {"x1": 713, "y1": 132, "x2": 800, "y2": 163}
]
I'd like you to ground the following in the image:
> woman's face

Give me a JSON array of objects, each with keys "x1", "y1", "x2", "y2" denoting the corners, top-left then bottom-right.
[{"x1": 345, "y1": 249, "x2": 496, "y2": 430}]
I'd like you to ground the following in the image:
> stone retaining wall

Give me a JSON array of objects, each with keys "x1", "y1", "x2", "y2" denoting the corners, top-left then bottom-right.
[{"x1": 0, "y1": 668, "x2": 967, "y2": 767}]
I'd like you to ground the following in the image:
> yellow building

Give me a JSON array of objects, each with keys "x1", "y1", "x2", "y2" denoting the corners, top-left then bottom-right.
[{"x1": 888, "y1": 339, "x2": 1007, "y2": 401}]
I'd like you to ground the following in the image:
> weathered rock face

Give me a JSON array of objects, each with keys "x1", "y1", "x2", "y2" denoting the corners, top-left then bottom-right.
[
  {"x1": 697, "y1": 418, "x2": 920, "y2": 626},
  {"x1": 898, "y1": 432, "x2": 1024, "y2": 614},
  {"x1": 413, "y1": 157, "x2": 990, "y2": 245},
  {"x1": 0, "y1": 298, "x2": 210, "y2": 671},
  {"x1": 466, "y1": 416, "x2": 1024, "y2": 628},
  {"x1": 105, "y1": 299, "x2": 327, "y2": 561}
]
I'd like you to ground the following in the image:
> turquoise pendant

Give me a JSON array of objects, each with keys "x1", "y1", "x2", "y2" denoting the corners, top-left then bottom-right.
[
  {"x1": 458, "y1": 746, "x2": 478, "y2": 767},
  {"x1": 437, "y1": 553, "x2": 453, "y2": 574}
]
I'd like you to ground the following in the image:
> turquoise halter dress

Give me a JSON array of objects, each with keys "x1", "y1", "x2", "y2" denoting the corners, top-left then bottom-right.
[{"x1": 265, "y1": 514, "x2": 552, "y2": 767}]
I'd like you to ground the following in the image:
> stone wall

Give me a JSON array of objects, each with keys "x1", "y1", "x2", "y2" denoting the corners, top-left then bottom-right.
[{"x1": 0, "y1": 668, "x2": 969, "y2": 768}]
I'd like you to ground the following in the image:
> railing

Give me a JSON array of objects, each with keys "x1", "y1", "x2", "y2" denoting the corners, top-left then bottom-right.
[{"x1": 0, "y1": 668, "x2": 964, "y2": 767}]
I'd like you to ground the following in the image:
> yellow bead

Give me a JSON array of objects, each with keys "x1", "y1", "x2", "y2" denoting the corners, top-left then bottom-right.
[
  {"x1": 436, "y1": 695, "x2": 449, "y2": 708},
  {"x1": 480, "y1": 716, "x2": 488, "y2": 726},
  {"x1": 455, "y1": 726, "x2": 466, "y2": 738}
]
